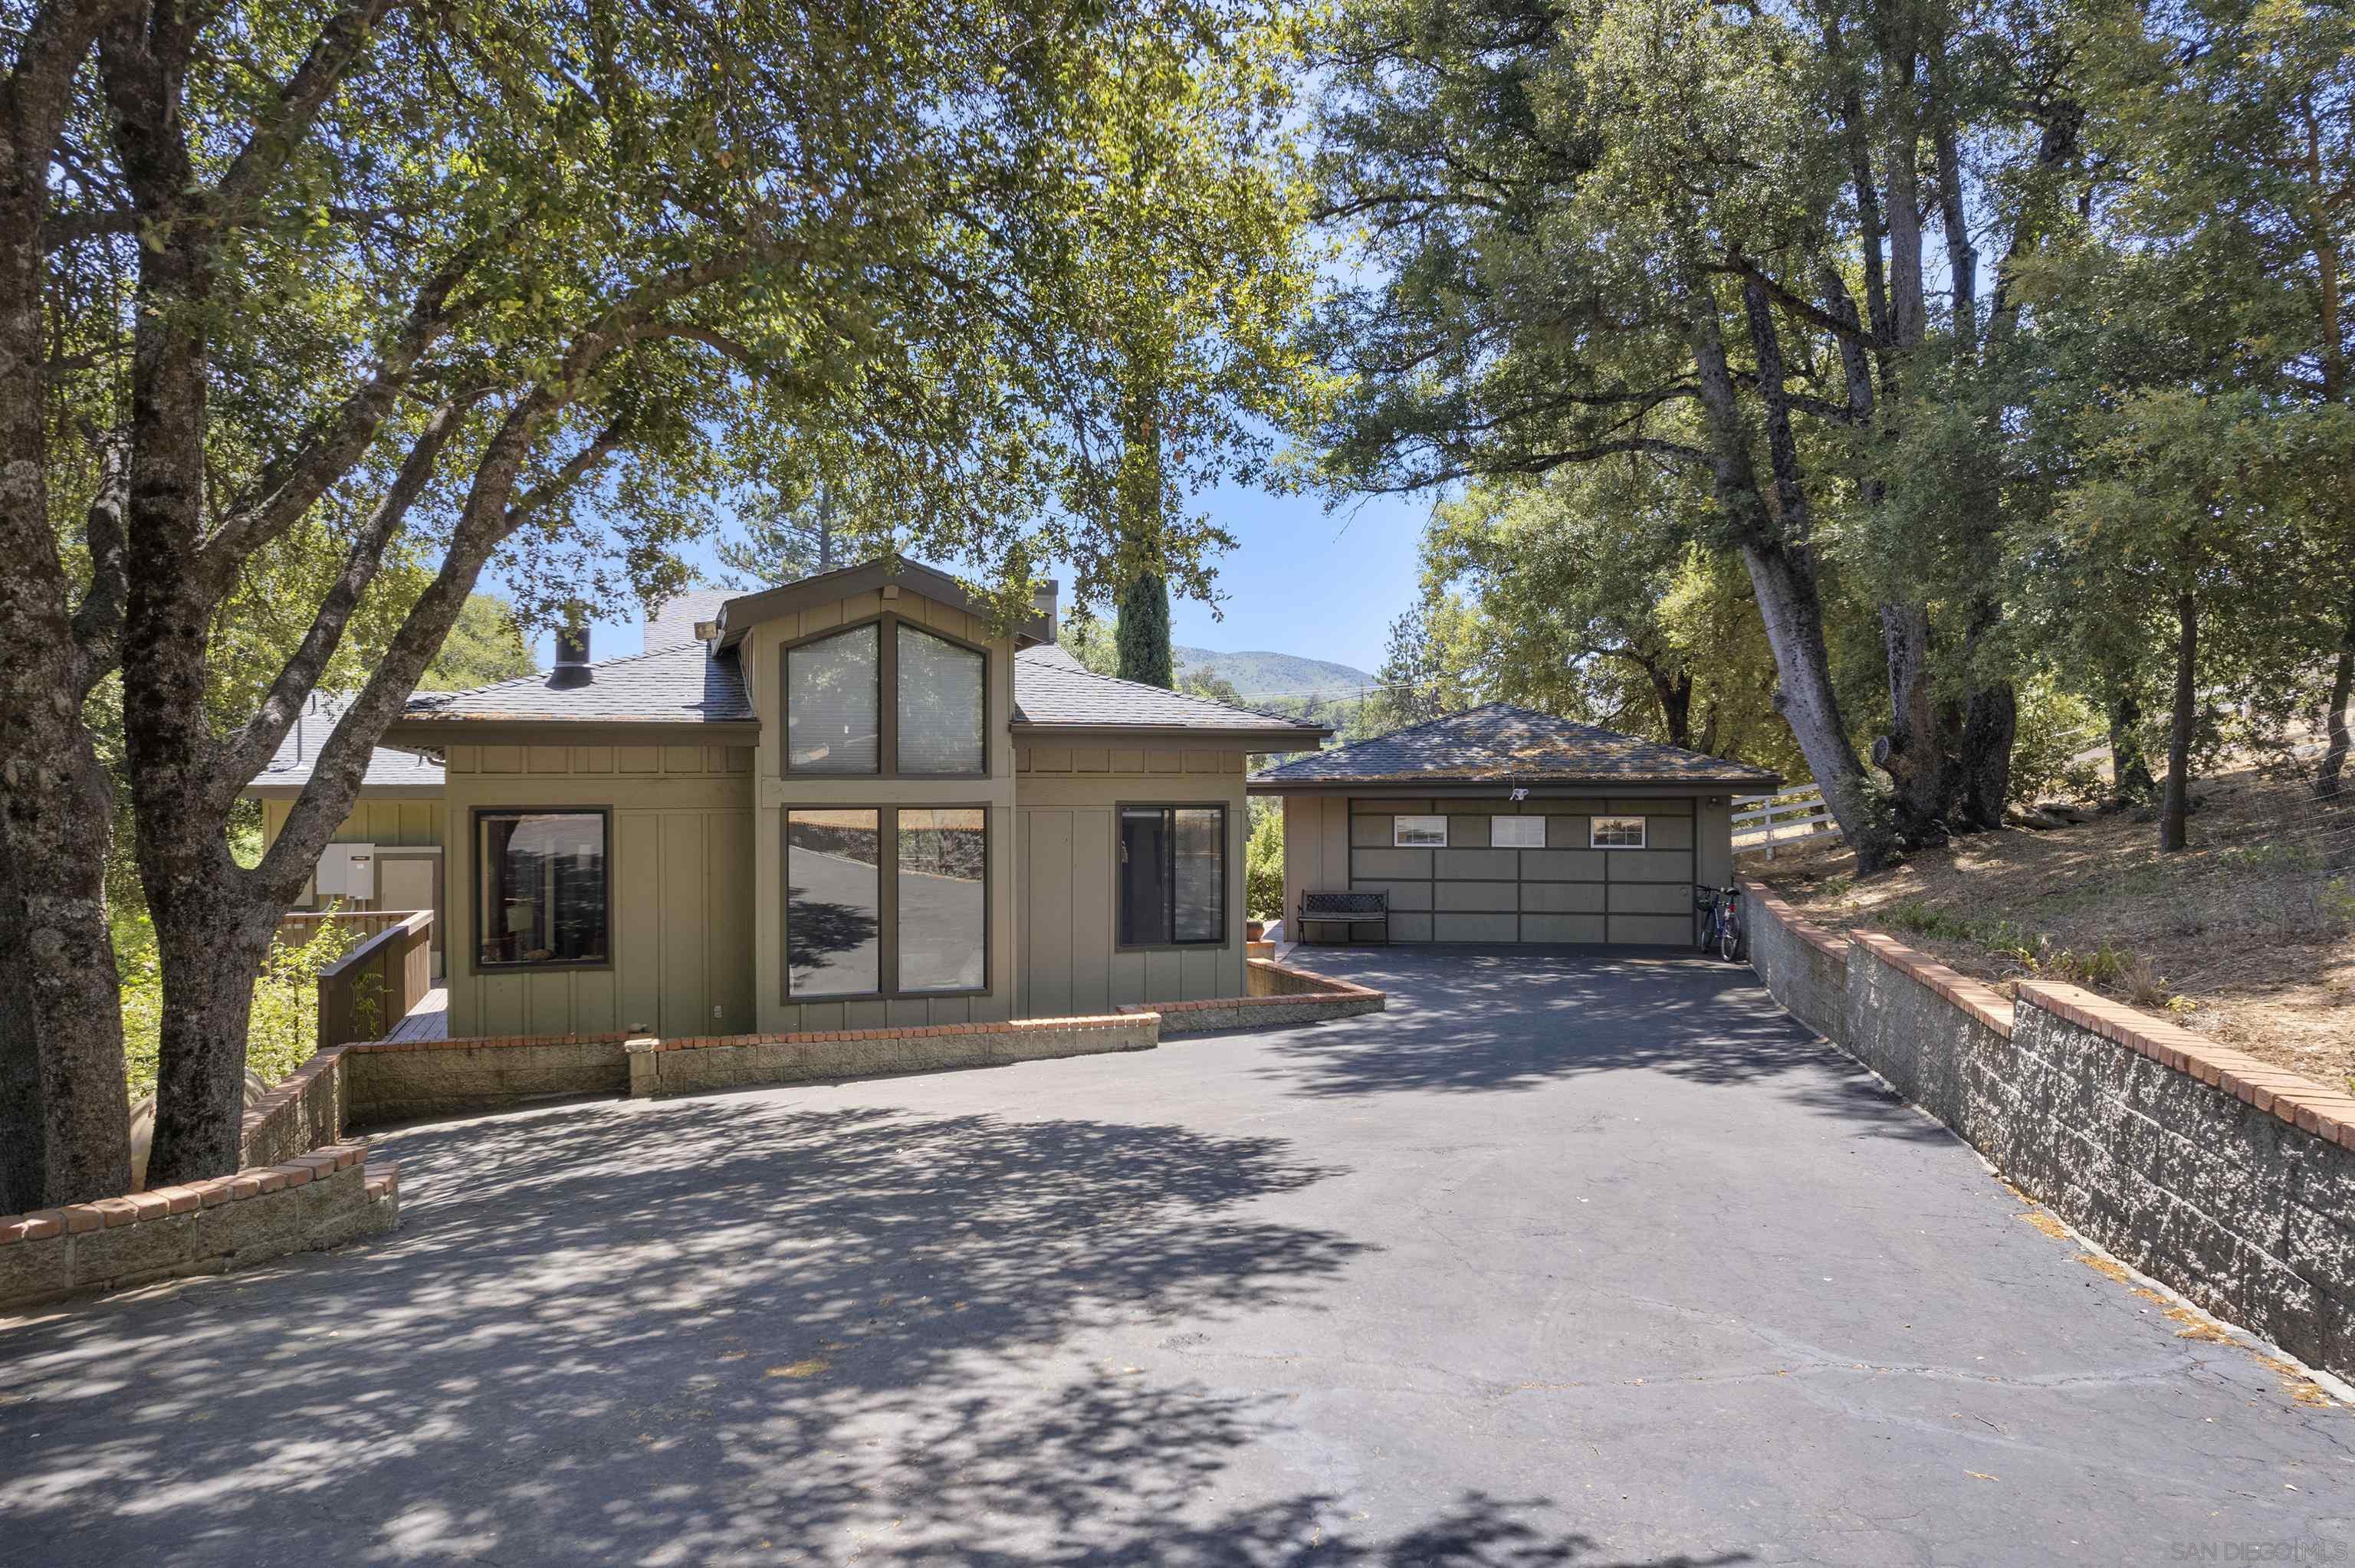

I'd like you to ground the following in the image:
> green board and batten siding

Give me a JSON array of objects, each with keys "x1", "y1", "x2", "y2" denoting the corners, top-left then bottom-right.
[
  {"x1": 1013, "y1": 746, "x2": 1252, "y2": 1017},
  {"x1": 441, "y1": 742, "x2": 757, "y2": 1041}
]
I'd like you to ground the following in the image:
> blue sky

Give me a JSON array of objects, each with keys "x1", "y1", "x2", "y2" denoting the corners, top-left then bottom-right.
[{"x1": 527, "y1": 478, "x2": 1436, "y2": 679}]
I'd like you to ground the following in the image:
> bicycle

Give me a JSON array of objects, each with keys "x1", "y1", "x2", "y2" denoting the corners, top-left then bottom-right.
[{"x1": 1694, "y1": 883, "x2": 1745, "y2": 963}]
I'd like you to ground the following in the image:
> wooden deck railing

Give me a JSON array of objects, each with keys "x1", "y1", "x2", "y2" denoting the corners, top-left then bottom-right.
[
  {"x1": 317, "y1": 910, "x2": 433, "y2": 1050},
  {"x1": 277, "y1": 907, "x2": 428, "y2": 946}
]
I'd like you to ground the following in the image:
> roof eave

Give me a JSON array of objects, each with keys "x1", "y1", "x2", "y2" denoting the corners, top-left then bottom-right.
[
  {"x1": 1246, "y1": 773, "x2": 1782, "y2": 795},
  {"x1": 1014, "y1": 721, "x2": 1332, "y2": 746},
  {"x1": 716, "y1": 558, "x2": 1049, "y2": 649},
  {"x1": 383, "y1": 718, "x2": 763, "y2": 748}
]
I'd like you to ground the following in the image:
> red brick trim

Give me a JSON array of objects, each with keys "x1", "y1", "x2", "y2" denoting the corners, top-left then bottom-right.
[
  {"x1": 1739, "y1": 879, "x2": 1848, "y2": 962},
  {"x1": 645, "y1": 1015, "x2": 1141, "y2": 1053},
  {"x1": 2017, "y1": 980, "x2": 2355, "y2": 1152},
  {"x1": 0, "y1": 1143, "x2": 379, "y2": 1248},
  {"x1": 1848, "y1": 930, "x2": 2015, "y2": 1038}
]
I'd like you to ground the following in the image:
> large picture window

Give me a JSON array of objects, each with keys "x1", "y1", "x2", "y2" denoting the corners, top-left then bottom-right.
[
  {"x1": 1118, "y1": 805, "x2": 1226, "y2": 948},
  {"x1": 476, "y1": 810, "x2": 609, "y2": 969},
  {"x1": 783, "y1": 615, "x2": 989, "y2": 777},
  {"x1": 788, "y1": 805, "x2": 989, "y2": 999},
  {"x1": 787, "y1": 625, "x2": 880, "y2": 773}
]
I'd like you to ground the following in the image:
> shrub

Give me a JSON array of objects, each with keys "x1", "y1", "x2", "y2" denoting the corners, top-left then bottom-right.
[
  {"x1": 1245, "y1": 799, "x2": 1285, "y2": 921},
  {"x1": 117, "y1": 908, "x2": 364, "y2": 1098}
]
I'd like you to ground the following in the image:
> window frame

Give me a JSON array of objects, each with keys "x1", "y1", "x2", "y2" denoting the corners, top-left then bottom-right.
[
  {"x1": 783, "y1": 801, "x2": 992, "y2": 1003},
  {"x1": 1589, "y1": 814, "x2": 1648, "y2": 849},
  {"x1": 469, "y1": 806, "x2": 613, "y2": 975},
  {"x1": 1393, "y1": 814, "x2": 1449, "y2": 848},
  {"x1": 779, "y1": 612, "x2": 992, "y2": 781},
  {"x1": 1113, "y1": 801, "x2": 1231, "y2": 952},
  {"x1": 1490, "y1": 815, "x2": 1545, "y2": 849}
]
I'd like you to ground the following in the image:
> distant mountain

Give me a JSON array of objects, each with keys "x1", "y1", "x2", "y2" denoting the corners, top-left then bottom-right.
[{"x1": 1174, "y1": 645, "x2": 1378, "y2": 700}]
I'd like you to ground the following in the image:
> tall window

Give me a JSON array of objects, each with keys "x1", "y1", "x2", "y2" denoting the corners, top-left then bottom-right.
[
  {"x1": 788, "y1": 805, "x2": 988, "y2": 999},
  {"x1": 477, "y1": 810, "x2": 608, "y2": 969},
  {"x1": 785, "y1": 617, "x2": 988, "y2": 776},
  {"x1": 787, "y1": 809, "x2": 882, "y2": 996},
  {"x1": 787, "y1": 625, "x2": 880, "y2": 773},
  {"x1": 897, "y1": 625, "x2": 984, "y2": 774},
  {"x1": 898, "y1": 807, "x2": 986, "y2": 991},
  {"x1": 1118, "y1": 805, "x2": 1226, "y2": 947}
]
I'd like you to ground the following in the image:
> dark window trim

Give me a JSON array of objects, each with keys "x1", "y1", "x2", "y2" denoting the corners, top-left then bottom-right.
[
  {"x1": 779, "y1": 612, "x2": 993, "y2": 781},
  {"x1": 1112, "y1": 801, "x2": 1231, "y2": 953},
  {"x1": 783, "y1": 802, "x2": 993, "y2": 1003},
  {"x1": 469, "y1": 806, "x2": 614, "y2": 975}
]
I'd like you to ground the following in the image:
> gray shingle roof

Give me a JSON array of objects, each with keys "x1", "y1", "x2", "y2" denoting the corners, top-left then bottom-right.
[
  {"x1": 1011, "y1": 646, "x2": 1329, "y2": 736},
  {"x1": 1250, "y1": 703, "x2": 1780, "y2": 788},
  {"x1": 401, "y1": 640, "x2": 753, "y2": 725},
  {"x1": 249, "y1": 694, "x2": 442, "y2": 790},
  {"x1": 644, "y1": 587, "x2": 734, "y2": 651}
]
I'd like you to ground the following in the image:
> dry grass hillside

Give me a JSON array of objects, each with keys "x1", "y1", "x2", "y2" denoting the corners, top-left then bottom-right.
[{"x1": 1743, "y1": 765, "x2": 2355, "y2": 1091}]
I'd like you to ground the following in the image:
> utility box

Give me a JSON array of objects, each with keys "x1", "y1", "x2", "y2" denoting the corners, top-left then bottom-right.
[{"x1": 315, "y1": 842, "x2": 376, "y2": 901}]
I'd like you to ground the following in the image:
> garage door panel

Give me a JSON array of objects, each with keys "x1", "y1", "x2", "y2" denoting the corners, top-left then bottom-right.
[
  {"x1": 1604, "y1": 849, "x2": 1691, "y2": 883},
  {"x1": 1544, "y1": 817, "x2": 1590, "y2": 851},
  {"x1": 1609, "y1": 882, "x2": 1693, "y2": 916},
  {"x1": 1353, "y1": 798, "x2": 1432, "y2": 815},
  {"x1": 1444, "y1": 815, "x2": 1491, "y2": 848},
  {"x1": 1647, "y1": 815, "x2": 1696, "y2": 850},
  {"x1": 1552, "y1": 798, "x2": 1612, "y2": 815},
  {"x1": 1436, "y1": 847, "x2": 1517, "y2": 880},
  {"x1": 1522, "y1": 881, "x2": 1604, "y2": 914},
  {"x1": 1608, "y1": 914, "x2": 1693, "y2": 945},
  {"x1": 1522, "y1": 914, "x2": 1608, "y2": 943},
  {"x1": 1353, "y1": 879, "x2": 1432, "y2": 911},
  {"x1": 1522, "y1": 848, "x2": 1605, "y2": 881},
  {"x1": 1350, "y1": 814, "x2": 1394, "y2": 848},
  {"x1": 1352, "y1": 847, "x2": 1432, "y2": 879},
  {"x1": 1435, "y1": 880, "x2": 1519, "y2": 912},
  {"x1": 1434, "y1": 912, "x2": 1518, "y2": 943},
  {"x1": 1616, "y1": 798, "x2": 1689, "y2": 815},
  {"x1": 1388, "y1": 911, "x2": 1435, "y2": 942}
]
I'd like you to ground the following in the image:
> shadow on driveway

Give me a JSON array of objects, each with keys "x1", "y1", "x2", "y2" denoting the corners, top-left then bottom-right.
[{"x1": 0, "y1": 1094, "x2": 1742, "y2": 1566}]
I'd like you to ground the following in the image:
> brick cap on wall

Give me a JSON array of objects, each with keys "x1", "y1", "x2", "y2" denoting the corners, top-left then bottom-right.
[
  {"x1": 0, "y1": 1143, "x2": 380, "y2": 1247},
  {"x1": 2018, "y1": 979, "x2": 2355, "y2": 1153},
  {"x1": 1738, "y1": 880, "x2": 1848, "y2": 963},
  {"x1": 1850, "y1": 930, "x2": 2015, "y2": 1038}
]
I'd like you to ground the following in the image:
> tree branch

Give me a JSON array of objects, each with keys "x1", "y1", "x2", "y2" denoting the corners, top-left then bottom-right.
[
  {"x1": 71, "y1": 427, "x2": 130, "y2": 695},
  {"x1": 211, "y1": 392, "x2": 479, "y2": 807}
]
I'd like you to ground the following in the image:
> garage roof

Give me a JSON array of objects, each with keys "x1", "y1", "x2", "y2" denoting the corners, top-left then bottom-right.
[{"x1": 1250, "y1": 703, "x2": 1781, "y2": 791}]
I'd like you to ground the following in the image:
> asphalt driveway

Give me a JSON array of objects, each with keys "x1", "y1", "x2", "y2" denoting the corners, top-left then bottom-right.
[{"x1": 3, "y1": 947, "x2": 2350, "y2": 1566}]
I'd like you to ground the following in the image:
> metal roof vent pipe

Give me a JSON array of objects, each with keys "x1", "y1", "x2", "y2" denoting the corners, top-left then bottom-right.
[{"x1": 551, "y1": 603, "x2": 593, "y2": 687}]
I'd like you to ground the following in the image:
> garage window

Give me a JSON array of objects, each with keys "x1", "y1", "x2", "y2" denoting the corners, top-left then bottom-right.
[
  {"x1": 1490, "y1": 816, "x2": 1545, "y2": 848},
  {"x1": 1394, "y1": 815, "x2": 1448, "y2": 848},
  {"x1": 1591, "y1": 815, "x2": 1647, "y2": 848}
]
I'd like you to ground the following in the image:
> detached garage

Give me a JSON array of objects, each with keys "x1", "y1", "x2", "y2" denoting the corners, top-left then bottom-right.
[{"x1": 1253, "y1": 704, "x2": 1781, "y2": 947}]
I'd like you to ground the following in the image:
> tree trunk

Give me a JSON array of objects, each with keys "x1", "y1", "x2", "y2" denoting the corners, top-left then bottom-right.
[
  {"x1": 1650, "y1": 667, "x2": 1694, "y2": 751},
  {"x1": 1689, "y1": 300, "x2": 1894, "y2": 870},
  {"x1": 1957, "y1": 682, "x2": 2018, "y2": 827},
  {"x1": 2316, "y1": 597, "x2": 2353, "y2": 802},
  {"x1": 0, "y1": 1, "x2": 139, "y2": 1211},
  {"x1": 2160, "y1": 589, "x2": 2198, "y2": 852},
  {"x1": 1871, "y1": 603, "x2": 1950, "y2": 845}
]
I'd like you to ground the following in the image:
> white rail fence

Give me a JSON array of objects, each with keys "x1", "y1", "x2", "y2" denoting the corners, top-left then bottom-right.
[{"x1": 1733, "y1": 786, "x2": 1840, "y2": 857}]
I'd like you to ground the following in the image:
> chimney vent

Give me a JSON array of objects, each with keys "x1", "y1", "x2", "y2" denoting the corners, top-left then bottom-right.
[
  {"x1": 1032, "y1": 579, "x2": 1060, "y2": 644},
  {"x1": 551, "y1": 605, "x2": 592, "y2": 687}
]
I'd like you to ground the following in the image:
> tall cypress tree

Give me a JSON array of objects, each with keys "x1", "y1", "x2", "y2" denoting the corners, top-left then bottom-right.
[{"x1": 1117, "y1": 570, "x2": 1174, "y2": 688}]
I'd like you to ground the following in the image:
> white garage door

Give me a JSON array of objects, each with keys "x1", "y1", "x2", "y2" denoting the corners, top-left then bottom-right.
[{"x1": 1345, "y1": 797, "x2": 1698, "y2": 945}]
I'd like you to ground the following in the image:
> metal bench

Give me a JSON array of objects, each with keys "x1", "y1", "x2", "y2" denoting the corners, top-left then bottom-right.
[{"x1": 1297, "y1": 889, "x2": 1389, "y2": 945}]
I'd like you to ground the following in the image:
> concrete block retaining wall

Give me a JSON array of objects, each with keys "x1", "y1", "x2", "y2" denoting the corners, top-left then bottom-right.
[
  {"x1": 1742, "y1": 877, "x2": 2355, "y2": 1382},
  {"x1": 628, "y1": 1015, "x2": 1158, "y2": 1097},
  {"x1": 1120, "y1": 959, "x2": 1388, "y2": 1036},
  {"x1": 343, "y1": 1033, "x2": 634, "y2": 1124},
  {"x1": 0, "y1": 1147, "x2": 398, "y2": 1316}
]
